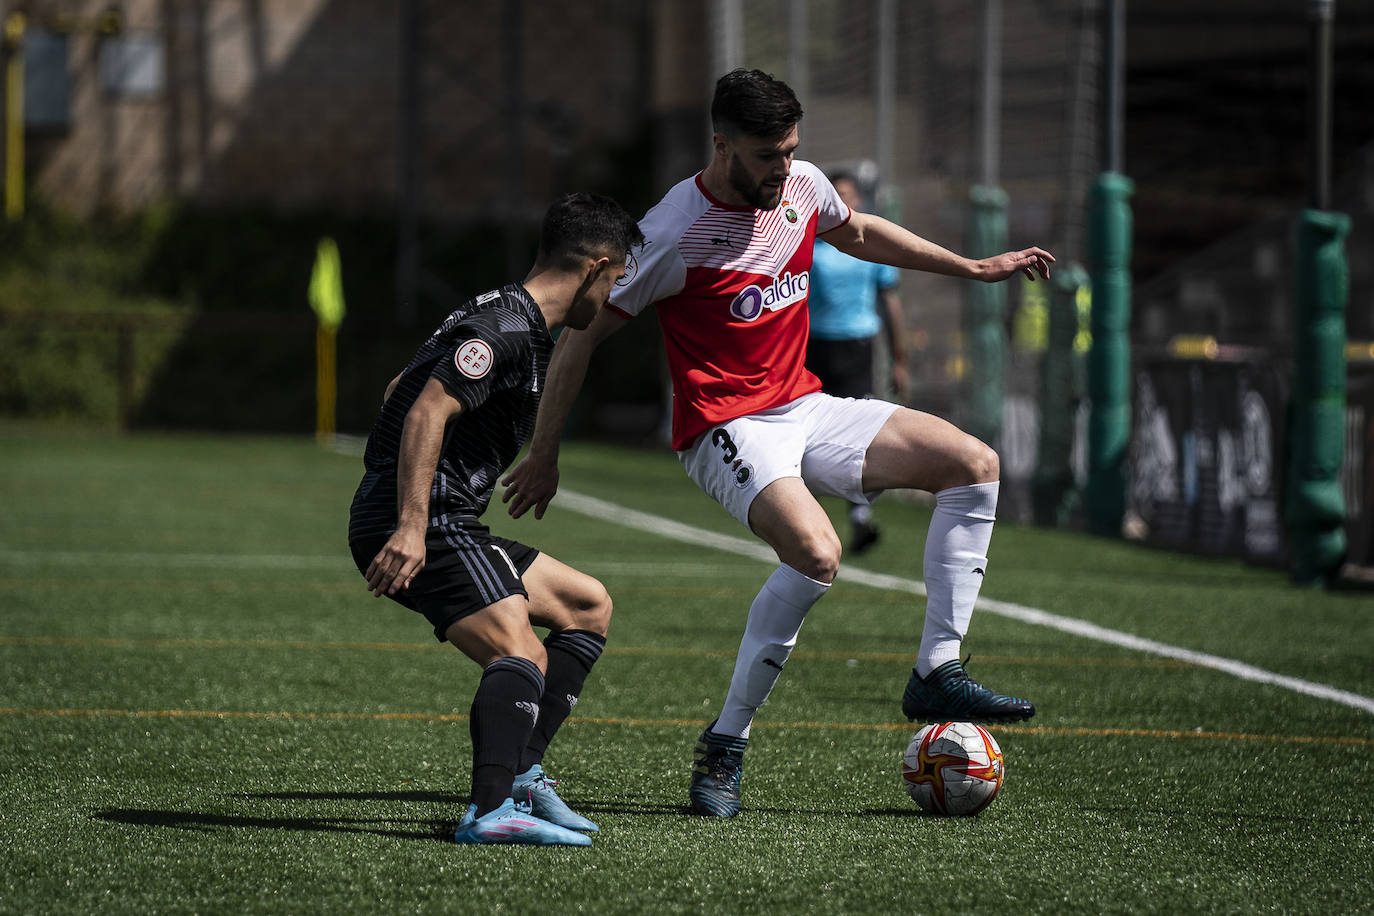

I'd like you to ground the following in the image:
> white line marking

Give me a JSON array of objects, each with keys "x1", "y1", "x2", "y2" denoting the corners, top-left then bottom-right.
[
  {"x1": 4, "y1": 493, "x2": 1370, "y2": 716},
  {"x1": 557, "y1": 490, "x2": 1374, "y2": 716}
]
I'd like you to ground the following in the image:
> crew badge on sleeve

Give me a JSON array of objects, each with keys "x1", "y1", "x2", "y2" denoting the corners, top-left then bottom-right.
[{"x1": 455, "y1": 339, "x2": 494, "y2": 379}]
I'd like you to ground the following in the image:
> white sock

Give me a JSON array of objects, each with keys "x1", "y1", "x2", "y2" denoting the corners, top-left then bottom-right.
[
  {"x1": 917, "y1": 481, "x2": 998, "y2": 678},
  {"x1": 714, "y1": 564, "x2": 830, "y2": 739},
  {"x1": 848, "y1": 503, "x2": 872, "y2": 525}
]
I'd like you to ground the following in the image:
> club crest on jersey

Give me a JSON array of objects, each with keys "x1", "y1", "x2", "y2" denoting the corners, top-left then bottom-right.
[
  {"x1": 782, "y1": 201, "x2": 799, "y2": 224},
  {"x1": 729, "y1": 270, "x2": 809, "y2": 322},
  {"x1": 455, "y1": 339, "x2": 494, "y2": 379},
  {"x1": 731, "y1": 459, "x2": 754, "y2": 488},
  {"x1": 616, "y1": 250, "x2": 639, "y2": 287}
]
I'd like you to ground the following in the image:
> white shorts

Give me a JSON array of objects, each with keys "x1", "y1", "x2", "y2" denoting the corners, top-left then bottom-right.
[{"x1": 677, "y1": 392, "x2": 900, "y2": 531}]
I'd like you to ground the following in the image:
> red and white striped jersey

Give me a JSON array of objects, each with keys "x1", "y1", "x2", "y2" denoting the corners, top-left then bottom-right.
[{"x1": 609, "y1": 159, "x2": 850, "y2": 449}]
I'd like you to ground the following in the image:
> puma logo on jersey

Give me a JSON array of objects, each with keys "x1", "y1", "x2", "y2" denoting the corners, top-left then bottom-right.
[{"x1": 729, "y1": 270, "x2": 809, "y2": 322}]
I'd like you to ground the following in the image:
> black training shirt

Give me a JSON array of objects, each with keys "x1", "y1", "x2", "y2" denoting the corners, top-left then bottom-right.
[{"x1": 348, "y1": 284, "x2": 553, "y2": 541}]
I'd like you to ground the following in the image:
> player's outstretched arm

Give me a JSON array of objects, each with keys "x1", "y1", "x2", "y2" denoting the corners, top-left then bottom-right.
[
  {"x1": 973, "y1": 246, "x2": 1056, "y2": 282},
  {"x1": 503, "y1": 307, "x2": 627, "y2": 520},
  {"x1": 821, "y1": 211, "x2": 1053, "y2": 282},
  {"x1": 366, "y1": 377, "x2": 462, "y2": 597}
]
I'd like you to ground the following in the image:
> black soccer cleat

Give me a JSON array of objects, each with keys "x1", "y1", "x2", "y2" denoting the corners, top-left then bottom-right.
[
  {"x1": 689, "y1": 721, "x2": 747, "y2": 818},
  {"x1": 848, "y1": 521, "x2": 881, "y2": 556},
  {"x1": 902, "y1": 659, "x2": 1035, "y2": 724}
]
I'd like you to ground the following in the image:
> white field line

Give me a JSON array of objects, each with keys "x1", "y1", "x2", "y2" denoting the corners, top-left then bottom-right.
[
  {"x1": 3, "y1": 493, "x2": 1371, "y2": 715},
  {"x1": 557, "y1": 489, "x2": 1374, "y2": 716}
]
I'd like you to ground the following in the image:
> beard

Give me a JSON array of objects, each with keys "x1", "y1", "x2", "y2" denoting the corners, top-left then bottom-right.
[{"x1": 727, "y1": 156, "x2": 784, "y2": 210}]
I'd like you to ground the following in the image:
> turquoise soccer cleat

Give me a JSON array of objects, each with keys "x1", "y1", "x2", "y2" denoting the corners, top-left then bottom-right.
[
  {"x1": 452, "y1": 798, "x2": 592, "y2": 847},
  {"x1": 512, "y1": 764, "x2": 598, "y2": 833}
]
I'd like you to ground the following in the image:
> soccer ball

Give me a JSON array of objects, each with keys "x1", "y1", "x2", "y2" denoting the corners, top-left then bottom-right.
[{"x1": 901, "y1": 722, "x2": 1005, "y2": 816}]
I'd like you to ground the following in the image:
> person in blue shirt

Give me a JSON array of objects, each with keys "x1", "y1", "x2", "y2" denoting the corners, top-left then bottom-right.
[{"x1": 806, "y1": 170, "x2": 908, "y2": 553}]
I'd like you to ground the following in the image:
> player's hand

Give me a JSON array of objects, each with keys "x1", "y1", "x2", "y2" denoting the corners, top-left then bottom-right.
[
  {"x1": 890, "y1": 361, "x2": 911, "y2": 402},
  {"x1": 365, "y1": 527, "x2": 426, "y2": 597},
  {"x1": 502, "y1": 453, "x2": 560, "y2": 520},
  {"x1": 978, "y1": 247, "x2": 1054, "y2": 282}
]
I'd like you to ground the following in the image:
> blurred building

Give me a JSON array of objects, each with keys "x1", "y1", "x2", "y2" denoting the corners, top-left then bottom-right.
[
  {"x1": 8, "y1": 0, "x2": 649, "y2": 218},
  {"x1": 4, "y1": 0, "x2": 1372, "y2": 563},
  {"x1": 6, "y1": 0, "x2": 1371, "y2": 342}
]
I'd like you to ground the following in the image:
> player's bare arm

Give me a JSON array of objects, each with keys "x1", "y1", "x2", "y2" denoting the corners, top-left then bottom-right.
[
  {"x1": 502, "y1": 307, "x2": 627, "y2": 520},
  {"x1": 365, "y1": 377, "x2": 463, "y2": 597},
  {"x1": 822, "y1": 211, "x2": 1053, "y2": 282},
  {"x1": 382, "y1": 372, "x2": 403, "y2": 404},
  {"x1": 879, "y1": 287, "x2": 910, "y2": 397}
]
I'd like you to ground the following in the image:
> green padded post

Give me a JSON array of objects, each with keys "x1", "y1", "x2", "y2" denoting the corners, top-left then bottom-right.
[
  {"x1": 1033, "y1": 263, "x2": 1088, "y2": 526},
  {"x1": 1287, "y1": 208, "x2": 1350, "y2": 584},
  {"x1": 964, "y1": 184, "x2": 1009, "y2": 448},
  {"x1": 1085, "y1": 172, "x2": 1133, "y2": 535}
]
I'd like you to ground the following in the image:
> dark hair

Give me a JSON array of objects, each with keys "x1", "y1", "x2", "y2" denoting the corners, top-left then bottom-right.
[
  {"x1": 827, "y1": 169, "x2": 857, "y2": 187},
  {"x1": 537, "y1": 192, "x2": 644, "y2": 269},
  {"x1": 711, "y1": 68, "x2": 803, "y2": 140}
]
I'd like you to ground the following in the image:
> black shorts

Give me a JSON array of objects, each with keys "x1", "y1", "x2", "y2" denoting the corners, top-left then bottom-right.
[
  {"x1": 805, "y1": 336, "x2": 876, "y2": 399},
  {"x1": 350, "y1": 521, "x2": 540, "y2": 642}
]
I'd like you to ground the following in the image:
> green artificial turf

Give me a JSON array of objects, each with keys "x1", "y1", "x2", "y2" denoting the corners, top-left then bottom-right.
[{"x1": 1, "y1": 425, "x2": 1370, "y2": 914}]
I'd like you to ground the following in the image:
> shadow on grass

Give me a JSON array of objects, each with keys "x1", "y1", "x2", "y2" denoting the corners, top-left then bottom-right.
[
  {"x1": 91, "y1": 807, "x2": 456, "y2": 842},
  {"x1": 92, "y1": 796, "x2": 935, "y2": 839},
  {"x1": 578, "y1": 800, "x2": 929, "y2": 818},
  {"x1": 237, "y1": 792, "x2": 695, "y2": 819},
  {"x1": 238, "y1": 790, "x2": 466, "y2": 804},
  {"x1": 569, "y1": 800, "x2": 697, "y2": 817}
]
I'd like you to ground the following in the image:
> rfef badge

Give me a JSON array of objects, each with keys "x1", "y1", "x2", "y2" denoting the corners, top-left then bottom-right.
[{"x1": 455, "y1": 339, "x2": 494, "y2": 379}]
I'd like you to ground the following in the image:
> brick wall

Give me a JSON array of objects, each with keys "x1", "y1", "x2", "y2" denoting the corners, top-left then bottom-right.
[{"x1": 16, "y1": 0, "x2": 648, "y2": 218}]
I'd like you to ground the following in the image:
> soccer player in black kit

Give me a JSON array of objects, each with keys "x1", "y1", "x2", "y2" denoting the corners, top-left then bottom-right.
[{"x1": 349, "y1": 192, "x2": 643, "y2": 847}]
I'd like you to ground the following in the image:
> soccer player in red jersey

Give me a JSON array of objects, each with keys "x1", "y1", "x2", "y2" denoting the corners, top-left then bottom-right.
[{"x1": 503, "y1": 70, "x2": 1053, "y2": 818}]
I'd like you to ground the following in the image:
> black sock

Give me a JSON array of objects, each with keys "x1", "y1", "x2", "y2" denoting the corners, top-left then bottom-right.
[
  {"x1": 468, "y1": 656, "x2": 544, "y2": 817},
  {"x1": 519, "y1": 630, "x2": 606, "y2": 772}
]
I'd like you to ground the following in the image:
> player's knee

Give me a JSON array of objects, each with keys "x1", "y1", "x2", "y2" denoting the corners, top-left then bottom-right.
[
  {"x1": 522, "y1": 640, "x2": 549, "y2": 673},
  {"x1": 792, "y1": 529, "x2": 841, "y2": 583},
  {"x1": 454, "y1": 611, "x2": 548, "y2": 670},
  {"x1": 551, "y1": 575, "x2": 612, "y2": 637},
  {"x1": 957, "y1": 437, "x2": 1000, "y2": 486},
  {"x1": 574, "y1": 578, "x2": 613, "y2": 636}
]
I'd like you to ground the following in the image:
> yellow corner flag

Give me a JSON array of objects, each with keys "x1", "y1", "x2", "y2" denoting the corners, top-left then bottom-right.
[
  {"x1": 309, "y1": 238, "x2": 345, "y2": 442},
  {"x1": 309, "y1": 237, "x2": 346, "y2": 330}
]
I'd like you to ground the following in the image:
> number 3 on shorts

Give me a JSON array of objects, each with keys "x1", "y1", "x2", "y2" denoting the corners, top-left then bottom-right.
[{"x1": 711, "y1": 428, "x2": 738, "y2": 463}]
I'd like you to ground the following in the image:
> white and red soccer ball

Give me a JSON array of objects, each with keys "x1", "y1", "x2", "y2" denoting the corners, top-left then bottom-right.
[{"x1": 901, "y1": 722, "x2": 1005, "y2": 816}]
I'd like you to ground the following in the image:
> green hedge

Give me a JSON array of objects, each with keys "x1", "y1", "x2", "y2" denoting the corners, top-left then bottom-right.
[{"x1": 0, "y1": 200, "x2": 665, "y2": 436}]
